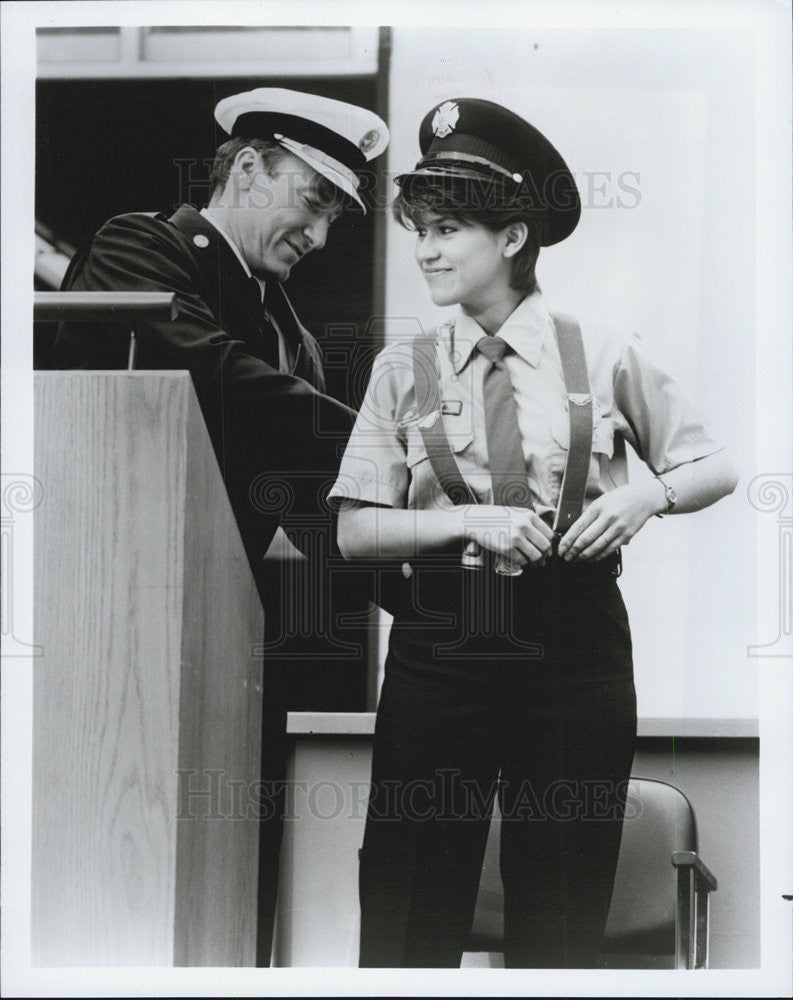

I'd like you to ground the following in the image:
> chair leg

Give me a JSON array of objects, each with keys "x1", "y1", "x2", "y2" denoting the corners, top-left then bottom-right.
[
  {"x1": 697, "y1": 886, "x2": 711, "y2": 969},
  {"x1": 675, "y1": 866, "x2": 696, "y2": 969},
  {"x1": 673, "y1": 852, "x2": 716, "y2": 969}
]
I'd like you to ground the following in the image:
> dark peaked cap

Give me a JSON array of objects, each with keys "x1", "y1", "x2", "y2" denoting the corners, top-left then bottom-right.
[{"x1": 396, "y1": 98, "x2": 581, "y2": 245}]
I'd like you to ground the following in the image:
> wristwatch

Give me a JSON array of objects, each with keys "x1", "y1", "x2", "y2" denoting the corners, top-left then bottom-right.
[{"x1": 656, "y1": 477, "x2": 678, "y2": 516}]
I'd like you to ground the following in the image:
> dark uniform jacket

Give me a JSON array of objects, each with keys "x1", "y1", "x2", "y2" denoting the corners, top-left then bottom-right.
[{"x1": 54, "y1": 203, "x2": 356, "y2": 587}]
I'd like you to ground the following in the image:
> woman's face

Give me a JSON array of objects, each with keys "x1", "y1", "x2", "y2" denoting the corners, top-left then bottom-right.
[{"x1": 413, "y1": 215, "x2": 514, "y2": 314}]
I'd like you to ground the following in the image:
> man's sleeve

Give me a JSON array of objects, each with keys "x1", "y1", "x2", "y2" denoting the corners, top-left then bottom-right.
[
  {"x1": 56, "y1": 213, "x2": 356, "y2": 563},
  {"x1": 58, "y1": 214, "x2": 329, "y2": 394}
]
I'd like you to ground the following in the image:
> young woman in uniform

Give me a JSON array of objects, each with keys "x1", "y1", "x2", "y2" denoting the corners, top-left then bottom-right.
[{"x1": 329, "y1": 98, "x2": 737, "y2": 968}]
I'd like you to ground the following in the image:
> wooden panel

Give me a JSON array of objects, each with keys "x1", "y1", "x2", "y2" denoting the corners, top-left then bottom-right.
[
  {"x1": 32, "y1": 372, "x2": 186, "y2": 965},
  {"x1": 32, "y1": 372, "x2": 263, "y2": 966},
  {"x1": 173, "y1": 381, "x2": 263, "y2": 966}
]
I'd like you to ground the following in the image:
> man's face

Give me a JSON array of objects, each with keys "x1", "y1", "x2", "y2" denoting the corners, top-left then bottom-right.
[{"x1": 228, "y1": 149, "x2": 344, "y2": 281}]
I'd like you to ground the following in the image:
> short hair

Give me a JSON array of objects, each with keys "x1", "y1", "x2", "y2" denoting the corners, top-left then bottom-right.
[
  {"x1": 210, "y1": 137, "x2": 288, "y2": 196},
  {"x1": 209, "y1": 136, "x2": 350, "y2": 212},
  {"x1": 392, "y1": 175, "x2": 543, "y2": 295}
]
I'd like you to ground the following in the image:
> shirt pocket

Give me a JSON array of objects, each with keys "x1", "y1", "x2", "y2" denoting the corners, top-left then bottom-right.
[
  {"x1": 550, "y1": 406, "x2": 616, "y2": 495},
  {"x1": 404, "y1": 416, "x2": 476, "y2": 509}
]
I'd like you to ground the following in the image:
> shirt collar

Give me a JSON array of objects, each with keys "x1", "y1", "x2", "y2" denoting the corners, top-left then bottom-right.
[
  {"x1": 449, "y1": 291, "x2": 553, "y2": 370},
  {"x1": 199, "y1": 208, "x2": 266, "y2": 302}
]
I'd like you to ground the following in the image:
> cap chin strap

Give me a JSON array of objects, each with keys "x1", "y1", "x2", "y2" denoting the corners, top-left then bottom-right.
[
  {"x1": 273, "y1": 134, "x2": 363, "y2": 210},
  {"x1": 416, "y1": 151, "x2": 523, "y2": 183}
]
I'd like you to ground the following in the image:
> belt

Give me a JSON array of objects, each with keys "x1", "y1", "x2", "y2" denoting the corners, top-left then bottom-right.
[
  {"x1": 550, "y1": 546, "x2": 622, "y2": 578},
  {"x1": 400, "y1": 547, "x2": 622, "y2": 580}
]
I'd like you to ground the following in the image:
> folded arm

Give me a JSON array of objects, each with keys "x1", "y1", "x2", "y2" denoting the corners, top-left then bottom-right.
[{"x1": 337, "y1": 502, "x2": 554, "y2": 568}]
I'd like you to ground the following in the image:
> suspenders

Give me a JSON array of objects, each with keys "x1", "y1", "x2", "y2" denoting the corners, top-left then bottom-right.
[
  {"x1": 551, "y1": 313, "x2": 594, "y2": 533},
  {"x1": 412, "y1": 336, "x2": 480, "y2": 506},
  {"x1": 411, "y1": 313, "x2": 594, "y2": 536}
]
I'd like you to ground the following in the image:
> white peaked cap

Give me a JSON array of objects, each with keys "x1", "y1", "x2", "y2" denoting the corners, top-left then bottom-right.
[{"x1": 214, "y1": 87, "x2": 389, "y2": 212}]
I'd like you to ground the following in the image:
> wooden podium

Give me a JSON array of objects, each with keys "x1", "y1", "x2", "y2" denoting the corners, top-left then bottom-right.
[{"x1": 32, "y1": 372, "x2": 264, "y2": 966}]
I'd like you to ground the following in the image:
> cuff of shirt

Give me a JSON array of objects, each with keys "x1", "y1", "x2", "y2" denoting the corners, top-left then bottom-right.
[
  {"x1": 327, "y1": 473, "x2": 403, "y2": 509},
  {"x1": 654, "y1": 439, "x2": 725, "y2": 476}
]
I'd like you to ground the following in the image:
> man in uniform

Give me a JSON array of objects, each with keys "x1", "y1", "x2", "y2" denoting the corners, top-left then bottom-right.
[{"x1": 52, "y1": 87, "x2": 389, "y2": 963}]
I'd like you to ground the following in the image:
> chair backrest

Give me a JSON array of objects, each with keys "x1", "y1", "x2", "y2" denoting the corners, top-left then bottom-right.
[
  {"x1": 603, "y1": 777, "x2": 697, "y2": 953},
  {"x1": 468, "y1": 776, "x2": 698, "y2": 956}
]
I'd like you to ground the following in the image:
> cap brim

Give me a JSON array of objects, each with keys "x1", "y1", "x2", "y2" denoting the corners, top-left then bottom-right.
[
  {"x1": 276, "y1": 136, "x2": 366, "y2": 213},
  {"x1": 395, "y1": 165, "x2": 490, "y2": 186},
  {"x1": 393, "y1": 164, "x2": 580, "y2": 246}
]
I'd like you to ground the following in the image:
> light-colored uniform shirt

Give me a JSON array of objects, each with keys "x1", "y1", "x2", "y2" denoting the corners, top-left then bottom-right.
[{"x1": 328, "y1": 292, "x2": 723, "y2": 519}]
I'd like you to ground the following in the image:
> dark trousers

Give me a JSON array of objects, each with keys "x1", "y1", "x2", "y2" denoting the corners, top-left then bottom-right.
[{"x1": 358, "y1": 555, "x2": 637, "y2": 968}]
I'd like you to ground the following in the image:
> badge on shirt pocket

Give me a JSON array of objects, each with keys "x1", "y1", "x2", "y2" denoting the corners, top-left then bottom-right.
[
  {"x1": 550, "y1": 395, "x2": 606, "y2": 448},
  {"x1": 441, "y1": 399, "x2": 463, "y2": 416}
]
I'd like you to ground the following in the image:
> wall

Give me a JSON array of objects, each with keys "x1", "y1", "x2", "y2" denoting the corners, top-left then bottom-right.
[
  {"x1": 383, "y1": 26, "x2": 758, "y2": 722},
  {"x1": 632, "y1": 739, "x2": 760, "y2": 969}
]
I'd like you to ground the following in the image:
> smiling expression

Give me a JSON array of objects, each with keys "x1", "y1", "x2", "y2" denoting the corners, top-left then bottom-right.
[
  {"x1": 414, "y1": 216, "x2": 516, "y2": 315},
  {"x1": 226, "y1": 150, "x2": 343, "y2": 281}
]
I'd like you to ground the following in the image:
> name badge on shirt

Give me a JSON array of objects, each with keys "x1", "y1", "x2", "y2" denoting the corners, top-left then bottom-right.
[{"x1": 441, "y1": 400, "x2": 463, "y2": 416}]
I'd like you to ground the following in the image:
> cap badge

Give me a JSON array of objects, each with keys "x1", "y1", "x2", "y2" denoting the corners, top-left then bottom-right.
[
  {"x1": 359, "y1": 128, "x2": 380, "y2": 154},
  {"x1": 193, "y1": 234, "x2": 210, "y2": 249},
  {"x1": 432, "y1": 101, "x2": 459, "y2": 139}
]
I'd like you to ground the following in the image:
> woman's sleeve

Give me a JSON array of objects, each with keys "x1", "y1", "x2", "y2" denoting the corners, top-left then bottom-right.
[
  {"x1": 614, "y1": 332, "x2": 725, "y2": 475},
  {"x1": 328, "y1": 348, "x2": 410, "y2": 508}
]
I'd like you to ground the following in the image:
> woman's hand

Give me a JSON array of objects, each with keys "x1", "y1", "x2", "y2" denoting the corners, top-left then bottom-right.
[
  {"x1": 558, "y1": 450, "x2": 740, "y2": 563},
  {"x1": 463, "y1": 505, "x2": 555, "y2": 568},
  {"x1": 557, "y1": 481, "x2": 662, "y2": 562},
  {"x1": 337, "y1": 502, "x2": 553, "y2": 565}
]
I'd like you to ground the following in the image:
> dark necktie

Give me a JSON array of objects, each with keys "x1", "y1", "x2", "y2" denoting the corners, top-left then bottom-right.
[
  {"x1": 476, "y1": 335, "x2": 531, "y2": 507},
  {"x1": 250, "y1": 279, "x2": 283, "y2": 371}
]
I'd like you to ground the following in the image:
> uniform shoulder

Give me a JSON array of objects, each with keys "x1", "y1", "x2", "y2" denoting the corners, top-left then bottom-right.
[
  {"x1": 94, "y1": 211, "x2": 177, "y2": 243},
  {"x1": 358, "y1": 333, "x2": 438, "y2": 411},
  {"x1": 85, "y1": 212, "x2": 194, "y2": 261},
  {"x1": 370, "y1": 329, "x2": 436, "y2": 368},
  {"x1": 551, "y1": 309, "x2": 640, "y2": 364},
  {"x1": 85, "y1": 211, "x2": 208, "y2": 276},
  {"x1": 62, "y1": 210, "x2": 206, "y2": 294}
]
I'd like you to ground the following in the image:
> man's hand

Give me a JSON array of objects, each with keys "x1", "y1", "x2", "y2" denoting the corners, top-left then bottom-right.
[{"x1": 557, "y1": 482, "x2": 663, "y2": 563}]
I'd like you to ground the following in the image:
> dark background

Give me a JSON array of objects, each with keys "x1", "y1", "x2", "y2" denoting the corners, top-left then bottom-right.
[
  {"x1": 35, "y1": 74, "x2": 389, "y2": 710},
  {"x1": 35, "y1": 74, "x2": 386, "y2": 407}
]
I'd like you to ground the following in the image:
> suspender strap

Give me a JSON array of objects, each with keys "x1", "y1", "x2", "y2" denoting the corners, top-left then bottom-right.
[
  {"x1": 412, "y1": 335, "x2": 479, "y2": 506},
  {"x1": 412, "y1": 318, "x2": 593, "y2": 528},
  {"x1": 551, "y1": 313, "x2": 593, "y2": 533}
]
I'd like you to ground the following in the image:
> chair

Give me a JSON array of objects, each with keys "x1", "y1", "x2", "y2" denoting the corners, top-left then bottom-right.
[{"x1": 466, "y1": 776, "x2": 717, "y2": 969}]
